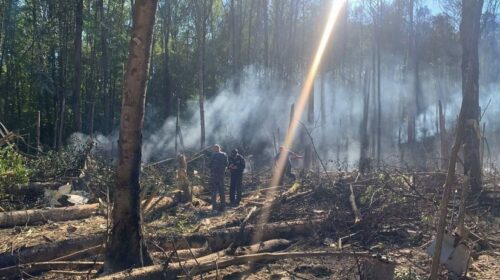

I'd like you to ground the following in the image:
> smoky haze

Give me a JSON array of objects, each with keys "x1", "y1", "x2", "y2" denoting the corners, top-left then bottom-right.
[
  {"x1": 141, "y1": 63, "x2": 500, "y2": 170},
  {"x1": 71, "y1": 65, "x2": 499, "y2": 171}
]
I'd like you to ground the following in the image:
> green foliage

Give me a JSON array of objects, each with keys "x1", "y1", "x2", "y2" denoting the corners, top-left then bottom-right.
[
  {"x1": 28, "y1": 143, "x2": 90, "y2": 180},
  {"x1": 360, "y1": 185, "x2": 375, "y2": 205},
  {"x1": 0, "y1": 145, "x2": 30, "y2": 195}
]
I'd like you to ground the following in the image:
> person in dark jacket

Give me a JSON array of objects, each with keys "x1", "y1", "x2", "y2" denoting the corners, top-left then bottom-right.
[
  {"x1": 208, "y1": 144, "x2": 228, "y2": 211},
  {"x1": 274, "y1": 146, "x2": 302, "y2": 185},
  {"x1": 228, "y1": 149, "x2": 245, "y2": 206}
]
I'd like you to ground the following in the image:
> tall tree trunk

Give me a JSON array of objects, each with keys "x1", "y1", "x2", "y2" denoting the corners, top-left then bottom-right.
[
  {"x1": 195, "y1": 0, "x2": 211, "y2": 150},
  {"x1": 461, "y1": 0, "x2": 483, "y2": 193},
  {"x1": 104, "y1": 0, "x2": 158, "y2": 273},
  {"x1": 262, "y1": 0, "x2": 269, "y2": 68},
  {"x1": 438, "y1": 101, "x2": 449, "y2": 170},
  {"x1": 407, "y1": 0, "x2": 416, "y2": 144},
  {"x1": 72, "y1": 0, "x2": 83, "y2": 132},
  {"x1": 303, "y1": 83, "x2": 314, "y2": 170},
  {"x1": 161, "y1": 0, "x2": 172, "y2": 119},
  {"x1": 429, "y1": 2, "x2": 484, "y2": 278},
  {"x1": 99, "y1": 0, "x2": 111, "y2": 134},
  {"x1": 359, "y1": 71, "x2": 370, "y2": 173},
  {"x1": 376, "y1": 0, "x2": 382, "y2": 167}
]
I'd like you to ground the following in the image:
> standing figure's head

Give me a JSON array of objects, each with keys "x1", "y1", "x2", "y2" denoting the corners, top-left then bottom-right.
[
  {"x1": 279, "y1": 146, "x2": 285, "y2": 153},
  {"x1": 212, "y1": 144, "x2": 221, "y2": 153},
  {"x1": 231, "y1": 149, "x2": 238, "y2": 157}
]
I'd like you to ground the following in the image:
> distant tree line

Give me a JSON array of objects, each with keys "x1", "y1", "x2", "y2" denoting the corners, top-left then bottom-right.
[{"x1": 0, "y1": 0, "x2": 498, "y2": 156}]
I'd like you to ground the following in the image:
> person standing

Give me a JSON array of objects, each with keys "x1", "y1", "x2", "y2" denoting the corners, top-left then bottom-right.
[
  {"x1": 228, "y1": 149, "x2": 246, "y2": 206},
  {"x1": 208, "y1": 144, "x2": 228, "y2": 211},
  {"x1": 274, "y1": 146, "x2": 302, "y2": 185}
]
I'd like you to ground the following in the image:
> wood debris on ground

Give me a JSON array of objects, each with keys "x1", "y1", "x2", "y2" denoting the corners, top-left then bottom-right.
[{"x1": 0, "y1": 151, "x2": 498, "y2": 279}]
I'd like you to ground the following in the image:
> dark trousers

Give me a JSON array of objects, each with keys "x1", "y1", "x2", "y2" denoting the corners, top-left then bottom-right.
[
  {"x1": 229, "y1": 172, "x2": 243, "y2": 204},
  {"x1": 210, "y1": 174, "x2": 225, "y2": 209},
  {"x1": 277, "y1": 164, "x2": 296, "y2": 185}
]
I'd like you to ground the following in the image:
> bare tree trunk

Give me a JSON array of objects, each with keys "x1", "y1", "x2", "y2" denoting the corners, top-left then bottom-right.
[
  {"x1": 72, "y1": 0, "x2": 83, "y2": 132},
  {"x1": 161, "y1": 0, "x2": 172, "y2": 118},
  {"x1": 263, "y1": 0, "x2": 269, "y2": 68},
  {"x1": 36, "y1": 110, "x2": 41, "y2": 152},
  {"x1": 195, "y1": 0, "x2": 211, "y2": 150},
  {"x1": 175, "y1": 98, "x2": 180, "y2": 155},
  {"x1": 438, "y1": 101, "x2": 449, "y2": 169},
  {"x1": 304, "y1": 84, "x2": 314, "y2": 170},
  {"x1": 288, "y1": 103, "x2": 295, "y2": 133},
  {"x1": 429, "y1": 1, "x2": 483, "y2": 278},
  {"x1": 320, "y1": 68, "x2": 326, "y2": 127},
  {"x1": 99, "y1": 0, "x2": 110, "y2": 134},
  {"x1": 359, "y1": 71, "x2": 370, "y2": 174},
  {"x1": 461, "y1": 0, "x2": 483, "y2": 193},
  {"x1": 58, "y1": 95, "x2": 65, "y2": 147},
  {"x1": 407, "y1": 0, "x2": 416, "y2": 144},
  {"x1": 104, "y1": 0, "x2": 158, "y2": 273},
  {"x1": 376, "y1": 0, "x2": 382, "y2": 167}
]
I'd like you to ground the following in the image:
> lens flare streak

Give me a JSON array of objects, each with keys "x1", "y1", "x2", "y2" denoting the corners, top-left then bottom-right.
[{"x1": 253, "y1": 0, "x2": 347, "y2": 245}]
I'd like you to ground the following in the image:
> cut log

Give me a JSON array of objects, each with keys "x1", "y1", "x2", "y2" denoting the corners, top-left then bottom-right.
[
  {"x1": 0, "y1": 234, "x2": 104, "y2": 268},
  {"x1": 143, "y1": 192, "x2": 181, "y2": 220},
  {"x1": 209, "y1": 189, "x2": 313, "y2": 230},
  {"x1": 190, "y1": 238, "x2": 290, "y2": 264},
  {"x1": 52, "y1": 245, "x2": 103, "y2": 261},
  {"x1": 0, "y1": 218, "x2": 317, "y2": 271},
  {"x1": 0, "y1": 261, "x2": 103, "y2": 278},
  {"x1": 155, "y1": 219, "x2": 322, "y2": 252},
  {"x1": 226, "y1": 206, "x2": 257, "y2": 254},
  {"x1": 96, "y1": 250, "x2": 371, "y2": 280},
  {"x1": 0, "y1": 203, "x2": 101, "y2": 228}
]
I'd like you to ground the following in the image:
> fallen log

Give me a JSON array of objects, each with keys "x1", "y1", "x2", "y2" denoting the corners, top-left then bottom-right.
[
  {"x1": 226, "y1": 206, "x2": 257, "y2": 254},
  {"x1": 97, "y1": 250, "x2": 371, "y2": 280},
  {"x1": 144, "y1": 192, "x2": 181, "y2": 220},
  {"x1": 0, "y1": 203, "x2": 101, "y2": 228},
  {"x1": 4, "y1": 182, "x2": 64, "y2": 197},
  {"x1": 153, "y1": 244, "x2": 210, "y2": 261},
  {"x1": 52, "y1": 244, "x2": 103, "y2": 261},
  {"x1": 0, "y1": 261, "x2": 103, "y2": 278},
  {"x1": 0, "y1": 234, "x2": 104, "y2": 268},
  {"x1": 0, "y1": 218, "x2": 317, "y2": 271},
  {"x1": 158, "y1": 238, "x2": 290, "y2": 264},
  {"x1": 189, "y1": 238, "x2": 290, "y2": 264},
  {"x1": 210, "y1": 190, "x2": 313, "y2": 230},
  {"x1": 155, "y1": 219, "x2": 322, "y2": 252}
]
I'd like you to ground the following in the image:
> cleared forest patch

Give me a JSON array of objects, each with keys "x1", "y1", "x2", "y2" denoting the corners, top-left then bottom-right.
[{"x1": 0, "y1": 151, "x2": 498, "y2": 279}]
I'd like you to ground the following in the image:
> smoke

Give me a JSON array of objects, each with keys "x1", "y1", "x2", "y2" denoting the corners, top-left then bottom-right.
[{"x1": 69, "y1": 65, "x2": 500, "y2": 171}]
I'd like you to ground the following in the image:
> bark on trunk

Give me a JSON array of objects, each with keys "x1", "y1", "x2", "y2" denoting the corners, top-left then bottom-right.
[
  {"x1": 104, "y1": 0, "x2": 158, "y2": 273},
  {"x1": 303, "y1": 83, "x2": 314, "y2": 170},
  {"x1": 359, "y1": 71, "x2": 370, "y2": 173},
  {"x1": 438, "y1": 101, "x2": 449, "y2": 170},
  {"x1": 72, "y1": 0, "x2": 83, "y2": 132},
  {"x1": 161, "y1": 1, "x2": 172, "y2": 118},
  {"x1": 99, "y1": 0, "x2": 111, "y2": 134},
  {"x1": 461, "y1": 0, "x2": 483, "y2": 193},
  {"x1": 429, "y1": 2, "x2": 483, "y2": 273}
]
